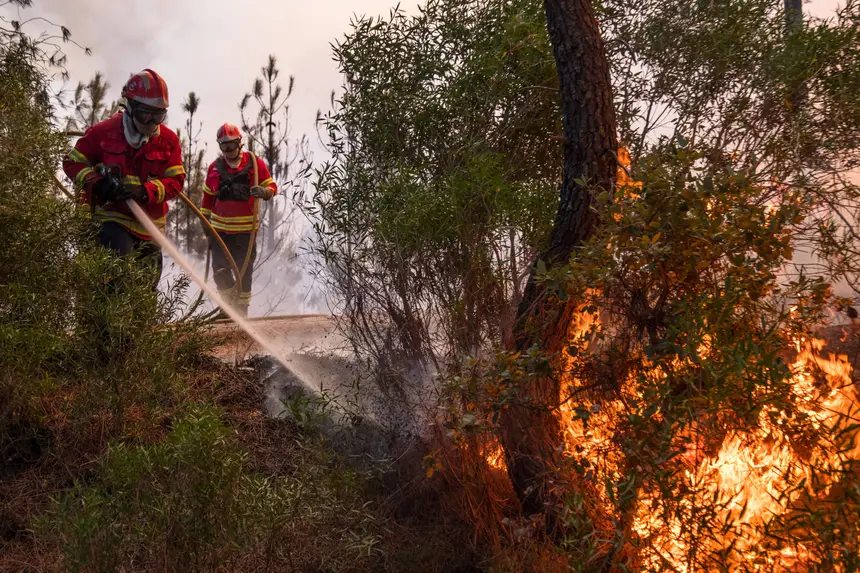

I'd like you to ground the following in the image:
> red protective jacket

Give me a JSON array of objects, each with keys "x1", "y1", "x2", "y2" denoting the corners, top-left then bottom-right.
[
  {"x1": 201, "y1": 152, "x2": 276, "y2": 234},
  {"x1": 63, "y1": 113, "x2": 185, "y2": 240}
]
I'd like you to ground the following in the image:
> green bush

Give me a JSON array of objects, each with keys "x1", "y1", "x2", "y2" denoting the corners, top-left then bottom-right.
[
  {"x1": 41, "y1": 405, "x2": 393, "y2": 573},
  {"x1": 43, "y1": 405, "x2": 291, "y2": 573},
  {"x1": 305, "y1": 0, "x2": 560, "y2": 371},
  {"x1": 0, "y1": 38, "x2": 209, "y2": 462}
]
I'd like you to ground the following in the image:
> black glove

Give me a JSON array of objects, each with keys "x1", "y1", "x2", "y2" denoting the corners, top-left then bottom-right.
[
  {"x1": 92, "y1": 176, "x2": 121, "y2": 204},
  {"x1": 114, "y1": 183, "x2": 149, "y2": 204}
]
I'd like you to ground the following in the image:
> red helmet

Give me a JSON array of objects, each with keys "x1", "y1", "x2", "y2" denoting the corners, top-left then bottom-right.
[
  {"x1": 122, "y1": 69, "x2": 169, "y2": 109},
  {"x1": 216, "y1": 123, "x2": 243, "y2": 143}
]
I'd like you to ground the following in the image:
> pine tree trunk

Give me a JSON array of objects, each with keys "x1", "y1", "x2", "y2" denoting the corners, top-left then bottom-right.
[
  {"x1": 784, "y1": 0, "x2": 807, "y2": 113},
  {"x1": 784, "y1": 0, "x2": 802, "y2": 31},
  {"x1": 500, "y1": 0, "x2": 617, "y2": 521}
]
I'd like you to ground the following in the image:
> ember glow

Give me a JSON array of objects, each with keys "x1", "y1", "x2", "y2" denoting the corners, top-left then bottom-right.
[{"x1": 484, "y1": 442, "x2": 506, "y2": 470}]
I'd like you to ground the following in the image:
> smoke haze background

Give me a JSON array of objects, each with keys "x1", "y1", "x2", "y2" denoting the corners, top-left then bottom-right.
[
  {"x1": 3, "y1": 0, "x2": 411, "y2": 315},
  {"x1": 1, "y1": 0, "x2": 852, "y2": 316}
]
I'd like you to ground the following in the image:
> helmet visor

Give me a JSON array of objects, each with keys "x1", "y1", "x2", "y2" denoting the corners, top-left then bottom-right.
[{"x1": 219, "y1": 140, "x2": 241, "y2": 152}]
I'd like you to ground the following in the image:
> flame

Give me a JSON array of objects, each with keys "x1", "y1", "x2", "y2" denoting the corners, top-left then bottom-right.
[
  {"x1": 634, "y1": 337, "x2": 858, "y2": 570},
  {"x1": 555, "y1": 308, "x2": 858, "y2": 571},
  {"x1": 485, "y1": 442, "x2": 506, "y2": 470},
  {"x1": 616, "y1": 146, "x2": 642, "y2": 192}
]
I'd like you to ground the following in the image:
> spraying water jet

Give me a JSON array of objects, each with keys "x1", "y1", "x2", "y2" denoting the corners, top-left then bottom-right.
[{"x1": 126, "y1": 200, "x2": 303, "y2": 381}]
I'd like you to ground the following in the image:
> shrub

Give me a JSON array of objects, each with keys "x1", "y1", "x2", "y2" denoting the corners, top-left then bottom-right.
[{"x1": 43, "y1": 405, "x2": 291, "y2": 573}]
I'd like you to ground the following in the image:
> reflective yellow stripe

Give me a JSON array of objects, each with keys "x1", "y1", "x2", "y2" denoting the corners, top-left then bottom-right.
[
  {"x1": 203, "y1": 184, "x2": 215, "y2": 196},
  {"x1": 153, "y1": 179, "x2": 166, "y2": 203},
  {"x1": 259, "y1": 177, "x2": 274, "y2": 187},
  {"x1": 210, "y1": 213, "x2": 258, "y2": 232},
  {"x1": 211, "y1": 222, "x2": 255, "y2": 232},
  {"x1": 200, "y1": 208, "x2": 212, "y2": 217},
  {"x1": 164, "y1": 165, "x2": 185, "y2": 177},
  {"x1": 69, "y1": 148, "x2": 90, "y2": 165},
  {"x1": 210, "y1": 223, "x2": 255, "y2": 232},
  {"x1": 212, "y1": 214, "x2": 255, "y2": 223},
  {"x1": 238, "y1": 291, "x2": 252, "y2": 303},
  {"x1": 93, "y1": 208, "x2": 166, "y2": 228},
  {"x1": 122, "y1": 175, "x2": 142, "y2": 185},
  {"x1": 75, "y1": 166, "x2": 95, "y2": 188},
  {"x1": 93, "y1": 206, "x2": 166, "y2": 238}
]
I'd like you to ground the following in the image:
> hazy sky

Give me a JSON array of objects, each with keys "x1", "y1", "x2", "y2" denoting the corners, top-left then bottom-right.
[
  {"x1": 4, "y1": 0, "x2": 412, "y2": 162},
  {"x1": 4, "y1": 0, "x2": 846, "y2": 167}
]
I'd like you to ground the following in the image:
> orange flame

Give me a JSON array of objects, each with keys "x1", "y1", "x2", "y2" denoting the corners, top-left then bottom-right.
[
  {"x1": 555, "y1": 308, "x2": 858, "y2": 571},
  {"x1": 485, "y1": 442, "x2": 506, "y2": 471}
]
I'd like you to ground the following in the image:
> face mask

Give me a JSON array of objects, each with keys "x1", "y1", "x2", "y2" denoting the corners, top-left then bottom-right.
[
  {"x1": 220, "y1": 141, "x2": 241, "y2": 160},
  {"x1": 133, "y1": 116, "x2": 160, "y2": 136}
]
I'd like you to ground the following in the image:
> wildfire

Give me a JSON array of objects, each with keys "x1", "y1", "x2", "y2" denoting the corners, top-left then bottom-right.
[
  {"x1": 553, "y1": 308, "x2": 859, "y2": 571},
  {"x1": 616, "y1": 146, "x2": 642, "y2": 193},
  {"x1": 637, "y1": 336, "x2": 857, "y2": 571}
]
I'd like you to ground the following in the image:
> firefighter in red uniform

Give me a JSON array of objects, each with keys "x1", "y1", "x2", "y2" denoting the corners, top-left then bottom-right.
[
  {"x1": 63, "y1": 69, "x2": 185, "y2": 288},
  {"x1": 200, "y1": 124, "x2": 277, "y2": 317}
]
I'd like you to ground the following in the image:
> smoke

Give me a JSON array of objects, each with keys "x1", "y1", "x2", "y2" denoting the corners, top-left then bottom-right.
[
  {"x1": 160, "y1": 246, "x2": 325, "y2": 317},
  {"x1": 5, "y1": 0, "x2": 171, "y2": 93},
  {"x1": 10, "y1": 0, "x2": 407, "y2": 157}
]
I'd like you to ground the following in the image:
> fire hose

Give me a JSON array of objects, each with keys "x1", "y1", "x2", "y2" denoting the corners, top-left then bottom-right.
[{"x1": 174, "y1": 189, "x2": 242, "y2": 291}]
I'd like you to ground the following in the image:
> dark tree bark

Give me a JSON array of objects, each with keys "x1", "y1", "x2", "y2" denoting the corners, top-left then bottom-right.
[
  {"x1": 784, "y1": 0, "x2": 803, "y2": 32},
  {"x1": 784, "y1": 0, "x2": 808, "y2": 113},
  {"x1": 501, "y1": 0, "x2": 618, "y2": 521}
]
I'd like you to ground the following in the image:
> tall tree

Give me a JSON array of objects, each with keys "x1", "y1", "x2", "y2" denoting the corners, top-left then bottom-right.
[
  {"x1": 785, "y1": 0, "x2": 803, "y2": 31},
  {"x1": 500, "y1": 0, "x2": 618, "y2": 521},
  {"x1": 170, "y1": 92, "x2": 207, "y2": 257},
  {"x1": 307, "y1": 0, "x2": 860, "y2": 566},
  {"x1": 239, "y1": 55, "x2": 304, "y2": 259},
  {"x1": 784, "y1": 0, "x2": 808, "y2": 110},
  {"x1": 65, "y1": 71, "x2": 117, "y2": 132}
]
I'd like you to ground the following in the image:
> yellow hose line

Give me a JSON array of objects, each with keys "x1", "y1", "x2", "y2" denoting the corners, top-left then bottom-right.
[
  {"x1": 238, "y1": 153, "x2": 260, "y2": 296},
  {"x1": 175, "y1": 190, "x2": 242, "y2": 292}
]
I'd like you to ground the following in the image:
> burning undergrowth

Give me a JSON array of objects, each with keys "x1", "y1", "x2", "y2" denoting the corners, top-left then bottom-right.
[
  {"x1": 438, "y1": 146, "x2": 860, "y2": 571},
  {"x1": 552, "y1": 307, "x2": 859, "y2": 572}
]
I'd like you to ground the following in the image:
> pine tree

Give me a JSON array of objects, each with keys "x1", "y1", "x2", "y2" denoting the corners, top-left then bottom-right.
[
  {"x1": 65, "y1": 72, "x2": 118, "y2": 132},
  {"x1": 171, "y1": 92, "x2": 207, "y2": 257},
  {"x1": 238, "y1": 55, "x2": 305, "y2": 261}
]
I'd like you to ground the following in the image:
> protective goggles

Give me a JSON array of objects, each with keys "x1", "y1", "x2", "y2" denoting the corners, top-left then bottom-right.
[
  {"x1": 130, "y1": 104, "x2": 167, "y2": 125},
  {"x1": 219, "y1": 140, "x2": 241, "y2": 152}
]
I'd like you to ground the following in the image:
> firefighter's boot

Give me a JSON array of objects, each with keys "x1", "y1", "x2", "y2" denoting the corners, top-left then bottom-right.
[
  {"x1": 215, "y1": 288, "x2": 237, "y2": 320},
  {"x1": 236, "y1": 291, "x2": 251, "y2": 319}
]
